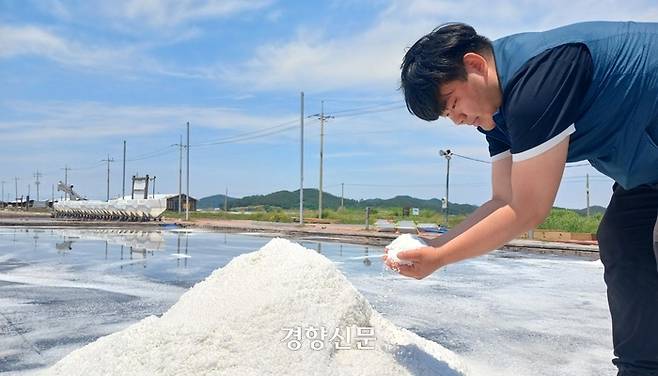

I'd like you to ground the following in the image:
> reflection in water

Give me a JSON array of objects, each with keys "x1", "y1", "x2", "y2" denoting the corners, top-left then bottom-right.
[
  {"x1": 363, "y1": 246, "x2": 371, "y2": 267},
  {"x1": 55, "y1": 240, "x2": 73, "y2": 252},
  {"x1": 47, "y1": 228, "x2": 193, "y2": 270},
  {"x1": 173, "y1": 232, "x2": 189, "y2": 269},
  {"x1": 53, "y1": 228, "x2": 165, "y2": 253}
]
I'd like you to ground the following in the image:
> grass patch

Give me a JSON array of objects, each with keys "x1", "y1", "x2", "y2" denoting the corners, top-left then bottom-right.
[
  {"x1": 537, "y1": 208, "x2": 602, "y2": 233},
  {"x1": 166, "y1": 206, "x2": 602, "y2": 233}
]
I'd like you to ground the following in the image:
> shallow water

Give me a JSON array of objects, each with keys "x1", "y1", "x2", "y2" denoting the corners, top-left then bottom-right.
[{"x1": 0, "y1": 226, "x2": 614, "y2": 375}]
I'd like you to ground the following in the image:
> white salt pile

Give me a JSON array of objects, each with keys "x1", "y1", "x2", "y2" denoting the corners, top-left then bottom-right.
[
  {"x1": 42, "y1": 238, "x2": 468, "y2": 376},
  {"x1": 386, "y1": 234, "x2": 428, "y2": 265}
]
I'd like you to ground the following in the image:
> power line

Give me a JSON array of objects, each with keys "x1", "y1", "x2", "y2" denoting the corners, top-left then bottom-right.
[
  {"x1": 332, "y1": 104, "x2": 405, "y2": 118},
  {"x1": 327, "y1": 100, "x2": 403, "y2": 115},
  {"x1": 126, "y1": 145, "x2": 177, "y2": 162},
  {"x1": 100, "y1": 155, "x2": 114, "y2": 201},
  {"x1": 324, "y1": 129, "x2": 408, "y2": 136},
  {"x1": 69, "y1": 161, "x2": 105, "y2": 171},
  {"x1": 192, "y1": 124, "x2": 302, "y2": 148},
  {"x1": 452, "y1": 153, "x2": 491, "y2": 164},
  {"x1": 192, "y1": 119, "x2": 302, "y2": 147}
]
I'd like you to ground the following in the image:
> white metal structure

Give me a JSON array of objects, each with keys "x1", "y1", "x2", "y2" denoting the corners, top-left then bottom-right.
[{"x1": 54, "y1": 198, "x2": 167, "y2": 221}]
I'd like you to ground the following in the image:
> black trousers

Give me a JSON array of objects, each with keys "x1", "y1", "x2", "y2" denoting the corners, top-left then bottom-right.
[{"x1": 598, "y1": 183, "x2": 658, "y2": 375}]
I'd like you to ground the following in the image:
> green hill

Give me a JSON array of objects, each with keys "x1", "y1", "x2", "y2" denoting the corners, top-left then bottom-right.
[
  {"x1": 573, "y1": 205, "x2": 607, "y2": 216},
  {"x1": 198, "y1": 194, "x2": 238, "y2": 210},
  {"x1": 198, "y1": 189, "x2": 477, "y2": 215},
  {"x1": 198, "y1": 190, "x2": 606, "y2": 218}
]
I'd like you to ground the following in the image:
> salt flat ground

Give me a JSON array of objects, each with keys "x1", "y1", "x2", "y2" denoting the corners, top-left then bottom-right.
[{"x1": 0, "y1": 227, "x2": 613, "y2": 375}]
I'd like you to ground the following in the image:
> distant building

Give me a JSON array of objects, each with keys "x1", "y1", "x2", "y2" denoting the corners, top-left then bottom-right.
[
  {"x1": 164, "y1": 194, "x2": 197, "y2": 212},
  {"x1": 119, "y1": 193, "x2": 197, "y2": 211}
]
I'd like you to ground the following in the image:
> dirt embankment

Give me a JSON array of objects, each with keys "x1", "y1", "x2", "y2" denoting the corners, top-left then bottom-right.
[{"x1": 0, "y1": 210, "x2": 599, "y2": 257}]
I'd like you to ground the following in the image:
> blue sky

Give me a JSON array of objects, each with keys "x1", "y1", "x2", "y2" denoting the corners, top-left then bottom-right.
[{"x1": 2, "y1": 0, "x2": 657, "y2": 208}]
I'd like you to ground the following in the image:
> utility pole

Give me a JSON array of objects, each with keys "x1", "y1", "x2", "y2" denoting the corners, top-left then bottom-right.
[
  {"x1": 439, "y1": 149, "x2": 453, "y2": 227},
  {"x1": 178, "y1": 135, "x2": 183, "y2": 213},
  {"x1": 313, "y1": 100, "x2": 334, "y2": 219},
  {"x1": 122, "y1": 140, "x2": 127, "y2": 199},
  {"x1": 51, "y1": 184, "x2": 54, "y2": 205},
  {"x1": 586, "y1": 173, "x2": 590, "y2": 217},
  {"x1": 1, "y1": 180, "x2": 5, "y2": 206},
  {"x1": 14, "y1": 177, "x2": 19, "y2": 203},
  {"x1": 34, "y1": 170, "x2": 42, "y2": 201},
  {"x1": 341, "y1": 182, "x2": 344, "y2": 209},
  {"x1": 224, "y1": 186, "x2": 228, "y2": 211},
  {"x1": 186, "y1": 122, "x2": 190, "y2": 221},
  {"x1": 61, "y1": 165, "x2": 71, "y2": 200},
  {"x1": 101, "y1": 155, "x2": 114, "y2": 201},
  {"x1": 299, "y1": 91, "x2": 304, "y2": 225},
  {"x1": 151, "y1": 176, "x2": 156, "y2": 198}
]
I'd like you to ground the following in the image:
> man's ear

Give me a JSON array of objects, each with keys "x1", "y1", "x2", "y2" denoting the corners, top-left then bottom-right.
[{"x1": 463, "y1": 52, "x2": 488, "y2": 76}]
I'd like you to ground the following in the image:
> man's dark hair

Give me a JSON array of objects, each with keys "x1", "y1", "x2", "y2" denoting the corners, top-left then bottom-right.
[{"x1": 400, "y1": 23, "x2": 492, "y2": 121}]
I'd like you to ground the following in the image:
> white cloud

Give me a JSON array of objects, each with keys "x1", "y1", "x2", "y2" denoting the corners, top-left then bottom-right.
[
  {"x1": 0, "y1": 0, "x2": 275, "y2": 76},
  {"x1": 38, "y1": 0, "x2": 73, "y2": 21},
  {"x1": 218, "y1": 0, "x2": 658, "y2": 91},
  {"x1": 0, "y1": 101, "x2": 298, "y2": 142},
  {"x1": 0, "y1": 24, "x2": 144, "y2": 70},
  {"x1": 30, "y1": 0, "x2": 273, "y2": 29},
  {"x1": 116, "y1": 0, "x2": 273, "y2": 27}
]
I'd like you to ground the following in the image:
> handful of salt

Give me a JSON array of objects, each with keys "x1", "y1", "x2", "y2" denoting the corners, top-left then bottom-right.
[{"x1": 385, "y1": 234, "x2": 427, "y2": 266}]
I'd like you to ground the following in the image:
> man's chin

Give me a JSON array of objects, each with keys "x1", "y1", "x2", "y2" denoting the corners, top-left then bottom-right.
[{"x1": 477, "y1": 123, "x2": 496, "y2": 131}]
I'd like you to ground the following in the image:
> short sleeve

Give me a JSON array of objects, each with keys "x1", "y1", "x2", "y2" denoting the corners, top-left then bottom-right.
[
  {"x1": 502, "y1": 43, "x2": 593, "y2": 161},
  {"x1": 479, "y1": 125, "x2": 511, "y2": 160}
]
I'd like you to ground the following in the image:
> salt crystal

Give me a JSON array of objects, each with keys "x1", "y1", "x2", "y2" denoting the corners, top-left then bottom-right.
[
  {"x1": 43, "y1": 238, "x2": 467, "y2": 376},
  {"x1": 386, "y1": 234, "x2": 427, "y2": 266}
]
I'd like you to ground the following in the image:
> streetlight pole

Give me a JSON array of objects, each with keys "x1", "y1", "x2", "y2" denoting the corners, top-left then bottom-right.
[{"x1": 439, "y1": 149, "x2": 453, "y2": 227}]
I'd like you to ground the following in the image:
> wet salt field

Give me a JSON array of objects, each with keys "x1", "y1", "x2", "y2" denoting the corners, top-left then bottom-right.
[{"x1": 0, "y1": 226, "x2": 614, "y2": 375}]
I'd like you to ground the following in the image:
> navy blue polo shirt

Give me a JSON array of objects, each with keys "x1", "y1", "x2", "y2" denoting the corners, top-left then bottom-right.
[
  {"x1": 480, "y1": 43, "x2": 592, "y2": 162},
  {"x1": 479, "y1": 22, "x2": 658, "y2": 189}
]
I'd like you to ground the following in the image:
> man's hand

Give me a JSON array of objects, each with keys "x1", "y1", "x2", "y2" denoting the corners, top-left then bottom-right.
[{"x1": 383, "y1": 246, "x2": 443, "y2": 279}]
